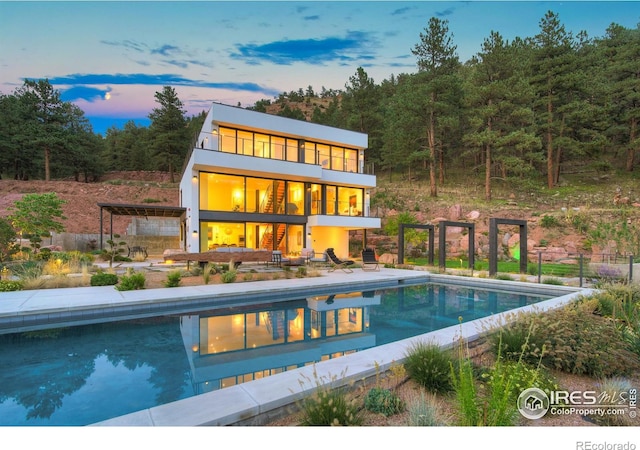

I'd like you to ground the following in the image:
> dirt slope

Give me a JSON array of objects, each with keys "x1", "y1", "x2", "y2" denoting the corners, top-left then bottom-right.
[{"x1": 0, "y1": 172, "x2": 179, "y2": 235}]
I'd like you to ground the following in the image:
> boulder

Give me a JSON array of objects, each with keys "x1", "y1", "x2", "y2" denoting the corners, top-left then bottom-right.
[
  {"x1": 378, "y1": 253, "x2": 396, "y2": 265},
  {"x1": 449, "y1": 204, "x2": 463, "y2": 221},
  {"x1": 466, "y1": 210, "x2": 480, "y2": 220}
]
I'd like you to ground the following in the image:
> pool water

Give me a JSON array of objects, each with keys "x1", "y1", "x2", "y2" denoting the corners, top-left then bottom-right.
[{"x1": 0, "y1": 281, "x2": 552, "y2": 426}]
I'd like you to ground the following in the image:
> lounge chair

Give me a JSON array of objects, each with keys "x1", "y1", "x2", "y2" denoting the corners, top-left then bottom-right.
[
  {"x1": 326, "y1": 248, "x2": 354, "y2": 273},
  {"x1": 361, "y1": 248, "x2": 380, "y2": 271}
]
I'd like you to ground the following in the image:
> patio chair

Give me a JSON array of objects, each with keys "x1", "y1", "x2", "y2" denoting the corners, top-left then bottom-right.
[
  {"x1": 326, "y1": 248, "x2": 354, "y2": 273},
  {"x1": 361, "y1": 248, "x2": 380, "y2": 272},
  {"x1": 268, "y1": 250, "x2": 289, "y2": 267}
]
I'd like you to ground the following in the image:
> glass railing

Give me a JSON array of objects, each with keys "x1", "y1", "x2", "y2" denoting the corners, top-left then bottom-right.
[{"x1": 215, "y1": 136, "x2": 362, "y2": 174}]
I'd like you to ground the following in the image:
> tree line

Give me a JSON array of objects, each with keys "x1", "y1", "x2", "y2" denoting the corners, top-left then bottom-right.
[
  {"x1": 1, "y1": 11, "x2": 637, "y2": 199},
  {"x1": 253, "y1": 11, "x2": 639, "y2": 199},
  {"x1": 0, "y1": 84, "x2": 204, "y2": 183}
]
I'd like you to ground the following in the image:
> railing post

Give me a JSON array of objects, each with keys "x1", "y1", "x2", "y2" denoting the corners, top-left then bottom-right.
[
  {"x1": 630, "y1": 255, "x2": 634, "y2": 286},
  {"x1": 538, "y1": 251, "x2": 542, "y2": 284},
  {"x1": 579, "y1": 253, "x2": 583, "y2": 287}
]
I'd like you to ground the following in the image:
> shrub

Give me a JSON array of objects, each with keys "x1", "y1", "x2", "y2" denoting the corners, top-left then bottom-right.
[
  {"x1": 586, "y1": 377, "x2": 636, "y2": 426},
  {"x1": 296, "y1": 266, "x2": 307, "y2": 278},
  {"x1": 453, "y1": 327, "x2": 553, "y2": 426},
  {"x1": 364, "y1": 387, "x2": 405, "y2": 417},
  {"x1": 220, "y1": 270, "x2": 237, "y2": 283},
  {"x1": 242, "y1": 273, "x2": 254, "y2": 282},
  {"x1": 494, "y1": 302, "x2": 640, "y2": 377},
  {"x1": 115, "y1": 272, "x2": 146, "y2": 291},
  {"x1": 163, "y1": 271, "x2": 182, "y2": 288},
  {"x1": 451, "y1": 351, "x2": 480, "y2": 425},
  {"x1": 90, "y1": 272, "x2": 118, "y2": 286},
  {"x1": 542, "y1": 277, "x2": 564, "y2": 285},
  {"x1": 404, "y1": 341, "x2": 454, "y2": 394},
  {"x1": 481, "y1": 360, "x2": 558, "y2": 400},
  {"x1": 0, "y1": 280, "x2": 23, "y2": 291},
  {"x1": 406, "y1": 392, "x2": 442, "y2": 426},
  {"x1": 495, "y1": 273, "x2": 514, "y2": 281},
  {"x1": 299, "y1": 387, "x2": 363, "y2": 426},
  {"x1": 295, "y1": 367, "x2": 363, "y2": 426},
  {"x1": 540, "y1": 215, "x2": 560, "y2": 228},
  {"x1": 490, "y1": 319, "x2": 546, "y2": 362}
]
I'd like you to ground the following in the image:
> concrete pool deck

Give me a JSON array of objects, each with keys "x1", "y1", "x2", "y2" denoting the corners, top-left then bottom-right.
[{"x1": 0, "y1": 265, "x2": 594, "y2": 426}]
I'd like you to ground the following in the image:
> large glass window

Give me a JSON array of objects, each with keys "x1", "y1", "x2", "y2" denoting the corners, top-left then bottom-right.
[
  {"x1": 211, "y1": 127, "x2": 360, "y2": 172},
  {"x1": 246, "y1": 177, "x2": 273, "y2": 213},
  {"x1": 317, "y1": 144, "x2": 330, "y2": 169},
  {"x1": 331, "y1": 146, "x2": 344, "y2": 171},
  {"x1": 202, "y1": 222, "x2": 246, "y2": 248},
  {"x1": 199, "y1": 173, "x2": 244, "y2": 211},
  {"x1": 310, "y1": 184, "x2": 322, "y2": 215},
  {"x1": 271, "y1": 136, "x2": 285, "y2": 160},
  {"x1": 326, "y1": 186, "x2": 337, "y2": 215},
  {"x1": 287, "y1": 182, "x2": 304, "y2": 215},
  {"x1": 219, "y1": 127, "x2": 236, "y2": 153},
  {"x1": 304, "y1": 142, "x2": 316, "y2": 164},
  {"x1": 254, "y1": 133, "x2": 270, "y2": 158},
  {"x1": 286, "y1": 224, "x2": 304, "y2": 256},
  {"x1": 345, "y1": 149, "x2": 358, "y2": 173},
  {"x1": 286, "y1": 139, "x2": 298, "y2": 162},
  {"x1": 238, "y1": 130, "x2": 253, "y2": 156},
  {"x1": 338, "y1": 187, "x2": 363, "y2": 216}
]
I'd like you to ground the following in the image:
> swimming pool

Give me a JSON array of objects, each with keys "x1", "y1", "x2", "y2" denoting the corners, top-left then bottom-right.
[{"x1": 0, "y1": 278, "x2": 565, "y2": 426}]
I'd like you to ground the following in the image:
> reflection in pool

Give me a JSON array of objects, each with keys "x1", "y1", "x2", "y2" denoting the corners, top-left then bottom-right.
[{"x1": 0, "y1": 281, "x2": 552, "y2": 426}]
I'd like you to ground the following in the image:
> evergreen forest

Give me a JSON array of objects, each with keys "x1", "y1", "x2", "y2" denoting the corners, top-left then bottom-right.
[{"x1": 0, "y1": 11, "x2": 638, "y2": 199}]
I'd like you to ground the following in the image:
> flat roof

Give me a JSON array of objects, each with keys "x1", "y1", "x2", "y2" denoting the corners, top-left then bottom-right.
[{"x1": 97, "y1": 202, "x2": 186, "y2": 218}]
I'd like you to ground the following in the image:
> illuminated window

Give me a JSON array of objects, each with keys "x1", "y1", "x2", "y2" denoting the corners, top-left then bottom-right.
[
  {"x1": 199, "y1": 173, "x2": 244, "y2": 211},
  {"x1": 254, "y1": 133, "x2": 269, "y2": 158},
  {"x1": 304, "y1": 142, "x2": 316, "y2": 164},
  {"x1": 271, "y1": 136, "x2": 285, "y2": 160},
  {"x1": 317, "y1": 143, "x2": 330, "y2": 169},
  {"x1": 219, "y1": 127, "x2": 236, "y2": 153},
  {"x1": 310, "y1": 184, "x2": 322, "y2": 215},
  {"x1": 326, "y1": 186, "x2": 337, "y2": 215},
  {"x1": 286, "y1": 139, "x2": 299, "y2": 162},
  {"x1": 287, "y1": 182, "x2": 304, "y2": 215},
  {"x1": 331, "y1": 146, "x2": 344, "y2": 171},
  {"x1": 238, "y1": 130, "x2": 253, "y2": 156},
  {"x1": 345, "y1": 149, "x2": 358, "y2": 172}
]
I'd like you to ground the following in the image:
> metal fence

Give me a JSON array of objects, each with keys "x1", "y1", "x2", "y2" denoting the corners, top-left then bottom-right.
[{"x1": 530, "y1": 252, "x2": 637, "y2": 287}]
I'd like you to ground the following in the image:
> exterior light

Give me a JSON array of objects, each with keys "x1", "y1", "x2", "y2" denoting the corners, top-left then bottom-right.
[{"x1": 192, "y1": 175, "x2": 198, "y2": 182}]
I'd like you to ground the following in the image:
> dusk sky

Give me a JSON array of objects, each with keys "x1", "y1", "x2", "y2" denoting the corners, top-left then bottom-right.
[{"x1": 1, "y1": 1, "x2": 638, "y2": 135}]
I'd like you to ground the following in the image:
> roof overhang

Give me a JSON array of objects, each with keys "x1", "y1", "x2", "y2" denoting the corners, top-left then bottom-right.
[{"x1": 97, "y1": 203, "x2": 186, "y2": 219}]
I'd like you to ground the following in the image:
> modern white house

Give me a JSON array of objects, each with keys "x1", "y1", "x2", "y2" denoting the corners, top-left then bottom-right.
[{"x1": 179, "y1": 102, "x2": 380, "y2": 259}]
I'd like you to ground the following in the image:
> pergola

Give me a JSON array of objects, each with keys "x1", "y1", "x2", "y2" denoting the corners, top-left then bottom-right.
[{"x1": 97, "y1": 202, "x2": 187, "y2": 249}]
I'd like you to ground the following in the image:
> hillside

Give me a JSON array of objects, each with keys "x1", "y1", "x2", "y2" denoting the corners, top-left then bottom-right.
[
  {"x1": 0, "y1": 170, "x2": 638, "y2": 258},
  {"x1": 0, "y1": 172, "x2": 179, "y2": 235}
]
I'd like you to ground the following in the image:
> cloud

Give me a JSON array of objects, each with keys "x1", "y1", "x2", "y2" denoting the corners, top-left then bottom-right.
[
  {"x1": 43, "y1": 73, "x2": 281, "y2": 97},
  {"x1": 101, "y1": 39, "x2": 147, "y2": 53},
  {"x1": 231, "y1": 31, "x2": 378, "y2": 65},
  {"x1": 435, "y1": 7, "x2": 456, "y2": 17},
  {"x1": 101, "y1": 40, "x2": 206, "y2": 70},
  {"x1": 391, "y1": 7, "x2": 412, "y2": 16},
  {"x1": 151, "y1": 44, "x2": 181, "y2": 56},
  {"x1": 60, "y1": 86, "x2": 111, "y2": 103}
]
